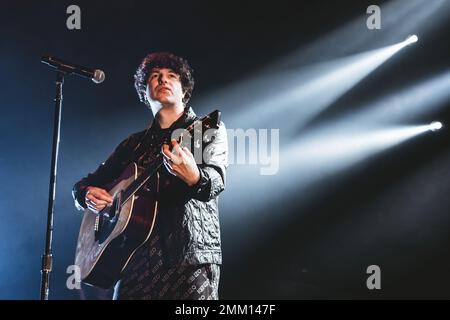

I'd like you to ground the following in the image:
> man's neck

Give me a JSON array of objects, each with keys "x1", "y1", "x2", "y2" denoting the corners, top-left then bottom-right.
[{"x1": 156, "y1": 104, "x2": 185, "y2": 129}]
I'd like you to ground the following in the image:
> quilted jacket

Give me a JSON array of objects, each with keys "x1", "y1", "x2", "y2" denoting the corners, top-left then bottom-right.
[{"x1": 72, "y1": 107, "x2": 228, "y2": 266}]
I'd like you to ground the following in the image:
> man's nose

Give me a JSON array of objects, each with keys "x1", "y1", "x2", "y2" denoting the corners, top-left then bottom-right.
[{"x1": 158, "y1": 74, "x2": 168, "y2": 84}]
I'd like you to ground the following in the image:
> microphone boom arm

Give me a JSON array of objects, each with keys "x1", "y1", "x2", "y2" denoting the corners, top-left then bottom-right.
[{"x1": 41, "y1": 56, "x2": 105, "y2": 83}]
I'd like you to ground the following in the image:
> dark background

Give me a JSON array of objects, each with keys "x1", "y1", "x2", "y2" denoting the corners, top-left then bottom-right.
[{"x1": 1, "y1": 0, "x2": 449, "y2": 299}]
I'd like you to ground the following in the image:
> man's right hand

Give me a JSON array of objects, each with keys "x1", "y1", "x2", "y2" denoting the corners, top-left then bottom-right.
[{"x1": 85, "y1": 186, "x2": 114, "y2": 213}]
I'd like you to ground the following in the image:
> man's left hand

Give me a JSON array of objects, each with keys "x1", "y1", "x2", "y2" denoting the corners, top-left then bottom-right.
[{"x1": 162, "y1": 139, "x2": 200, "y2": 186}]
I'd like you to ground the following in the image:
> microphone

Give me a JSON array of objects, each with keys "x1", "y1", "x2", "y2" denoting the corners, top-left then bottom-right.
[{"x1": 41, "y1": 56, "x2": 105, "y2": 84}]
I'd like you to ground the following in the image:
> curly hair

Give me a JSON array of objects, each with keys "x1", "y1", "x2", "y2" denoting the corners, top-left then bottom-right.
[{"x1": 134, "y1": 52, "x2": 194, "y2": 107}]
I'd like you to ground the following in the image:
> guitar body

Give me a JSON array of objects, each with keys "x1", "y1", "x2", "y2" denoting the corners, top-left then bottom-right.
[{"x1": 75, "y1": 162, "x2": 159, "y2": 289}]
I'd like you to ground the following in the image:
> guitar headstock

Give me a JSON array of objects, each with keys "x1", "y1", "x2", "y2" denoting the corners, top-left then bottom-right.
[
  {"x1": 202, "y1": 109, "x2": 221, "y2": 130},
  {"x1": 173, "y1": 109, "x2": 222, "y2": 151}
]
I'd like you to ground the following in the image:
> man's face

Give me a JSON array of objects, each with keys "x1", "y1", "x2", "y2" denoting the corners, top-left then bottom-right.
[{"x1": 146, "y1": 67, "x2": 185, "y2": 107}]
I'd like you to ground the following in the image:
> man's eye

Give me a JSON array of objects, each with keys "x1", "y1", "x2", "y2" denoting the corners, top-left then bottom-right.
[{"x1": 169, "y1": 74, "x2": 178, "y2": 78}]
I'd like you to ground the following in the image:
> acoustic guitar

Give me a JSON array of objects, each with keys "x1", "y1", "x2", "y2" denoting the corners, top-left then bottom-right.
[{"x1": 75, "y1": 110, "x2": 221, "y2": 289}]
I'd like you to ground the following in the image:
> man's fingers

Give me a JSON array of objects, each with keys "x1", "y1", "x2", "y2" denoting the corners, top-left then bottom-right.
[
  {"x1": 89, "y1": 195, "x2": 112, "y2": 205},
  {"x1": 172, "y1": 142, "x2": 185, "y2": 158},
  {"x1": 162, "y1": 144, "x2": 171, "y2": 156},
  {"x1": 98, "y1": 190, "x2": 114, "y2": 202},
  {"x1": 182, "y1": 146, "x2": 193, "y2": 157},
  {"x1": 86, "y1": 196, "x2": 109, "y2": 206},
  {"x1": 163, "y1": 157, "x2": 177, "y2": 176},
  {"x1": 86, "y1": 194, "x2": 112, "y2": 214},
  {"x1": 162, "y1": 143, "x2": 182, "y2": 164},
  {"x1": 85, "y1": 193, "x2": 97, "y2": 204},
  {"x1": 162, "y1": 144, "x2": 172, "y2": 159},
  {"x1": 88, "y1": 190, "x2": 113, "y2": 203},
  {"x1": 85, "y1": 186, "x2": 113, "y2": 213}
]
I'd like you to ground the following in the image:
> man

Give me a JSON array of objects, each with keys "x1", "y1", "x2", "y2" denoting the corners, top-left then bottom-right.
[{"x1": 72, "y1": 52, "x2": 228, "y2": 300}]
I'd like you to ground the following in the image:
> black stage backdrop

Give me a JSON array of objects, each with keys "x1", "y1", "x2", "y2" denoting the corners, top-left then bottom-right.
[{"x1": 1, "y1": 0, "x2": 449, "y2": 300}]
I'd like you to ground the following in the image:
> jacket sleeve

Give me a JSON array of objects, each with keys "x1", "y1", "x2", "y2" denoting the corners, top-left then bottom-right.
[
  {"x1": 72, "y1": 134, "x2": 138, "y2": 210},
  {"x1": 190, "y1": 121, "x2": 228, "y2": 202}
]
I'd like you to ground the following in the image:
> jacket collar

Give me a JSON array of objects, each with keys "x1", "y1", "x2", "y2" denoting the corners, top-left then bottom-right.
[{"x1": 151, "y1": 106, "x2": 197, "y2": 132}]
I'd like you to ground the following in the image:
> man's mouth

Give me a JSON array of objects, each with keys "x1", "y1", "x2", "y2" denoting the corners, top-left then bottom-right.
[{"x1": 158, "y1": 87, "x2": 172, "y2": 93}]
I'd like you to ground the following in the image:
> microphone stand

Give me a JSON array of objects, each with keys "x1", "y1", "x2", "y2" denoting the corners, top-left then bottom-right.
[{"x1": 40, "y1": 69, "x2": 65, "y2": 300}]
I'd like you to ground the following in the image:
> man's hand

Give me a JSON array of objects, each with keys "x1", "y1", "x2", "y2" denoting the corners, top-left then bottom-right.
[
  {"x1": 85, "y1": 186, "x2": 113, "y2": 213},
  {"x1": 162, "y1": 139, "x2": 200, "y2": 186}
]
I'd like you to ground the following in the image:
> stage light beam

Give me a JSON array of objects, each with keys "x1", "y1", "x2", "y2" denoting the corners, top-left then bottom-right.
[
  {"x1": 405, "y1": 34, "x2": 419, "y2": 45},
  {"x1": 429, "y1": 121, "x2": 443, "y2": 131}
]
